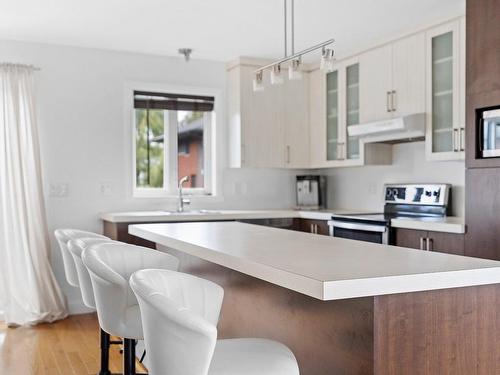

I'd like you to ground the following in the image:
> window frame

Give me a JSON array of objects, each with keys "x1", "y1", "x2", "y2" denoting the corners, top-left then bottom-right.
[{"x1": 126, "y1": 82, "x2": 219, "y2": 199}]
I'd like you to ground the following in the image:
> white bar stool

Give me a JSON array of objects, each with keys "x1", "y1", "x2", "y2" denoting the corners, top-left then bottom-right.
[
  {"x1": 82, "y1": 243, "x2": 179, "y2": 375},
  {"x1": 68, "y1": 237, "x2": 120, "y2": 375},
  {"x1": 54, "y1": 229, "x2": 107, "y2": 287},
  {"x1": 129, "y1": 269, "x2": 300, "y2": 375}
]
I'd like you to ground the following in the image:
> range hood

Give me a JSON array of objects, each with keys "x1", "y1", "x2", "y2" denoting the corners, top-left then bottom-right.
[{"x1": 348, "y1": 113, "x2": 425, "y2": 144}]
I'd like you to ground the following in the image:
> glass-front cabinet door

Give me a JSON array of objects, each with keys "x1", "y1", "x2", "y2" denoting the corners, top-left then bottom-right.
[
  {"x1": 324, "y1": 60, "x2": 361, "y2": 164},
  {"x1": 326, "y1": 70, "x2": 340, "y2": 161},
  {"x1": 426, "y1": 20, "x2": 464, "y2": 161},
  {"x1": 345, "y1": 63, "x2": 360, "y2": 160}
]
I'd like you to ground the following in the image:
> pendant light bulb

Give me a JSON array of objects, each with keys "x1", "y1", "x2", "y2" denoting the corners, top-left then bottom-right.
[
  {"x1": 270, "y1": 64, "x2": 284, "y2": 85},
  {"x1": 253, "y1": 70, "x2": 264, "y2": 92},
  {"x1": 288, "y1": 58, "x2": 303, "y2": 80},
  {"x1": 320, "y1": 48, "x2": 335, "y2": 72}
]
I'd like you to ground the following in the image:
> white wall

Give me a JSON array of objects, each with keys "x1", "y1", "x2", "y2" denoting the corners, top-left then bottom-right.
[
  {"x1": 1, "y1": 39, "x2": 299, "y2": 313},
  {"x1": 318, "y1": 141, "x2": 465, "y2": 217}
]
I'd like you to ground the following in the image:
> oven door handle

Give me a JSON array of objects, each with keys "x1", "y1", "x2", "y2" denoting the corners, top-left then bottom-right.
[{"x1": 327, "y1": 220, "x2": 387, "y2": 233}]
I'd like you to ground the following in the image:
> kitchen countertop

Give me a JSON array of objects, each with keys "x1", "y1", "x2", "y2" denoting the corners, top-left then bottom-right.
[
  {"x1": 101, "y1": 209, "x2": 466, "y2": 234},
  {"x1": 391, "y1": 215, "x2": 465, "y2": 234},
  {"x1": 129, "y1": 222, "x2": 499, "y2": 301},
  {"x1": 99, "y1": 209, "x2": 374, "y2": 223}
]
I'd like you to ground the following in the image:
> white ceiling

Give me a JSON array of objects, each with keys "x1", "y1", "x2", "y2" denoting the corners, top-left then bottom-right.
[{"x1": 0, "y1": 0, "x2": 465, "y2": 62}]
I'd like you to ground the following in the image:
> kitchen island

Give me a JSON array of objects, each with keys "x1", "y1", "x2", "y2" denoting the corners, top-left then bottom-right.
[{"x1": 130, "y1": 222, "x2": 500, "y2": 374}]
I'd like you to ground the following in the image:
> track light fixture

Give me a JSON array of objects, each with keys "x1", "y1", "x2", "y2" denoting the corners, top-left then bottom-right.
[
  {"x1": 320, "y1": 48, "x2": 335, "y2": 73},
  {"x1": 288, "y1": 58, "x2": 302, "y2": 80},
  {"x1": 253, "y1": 70, "x2": 264, "y2": 91},
  {"x1": 271, "y1": 64, "x2": 284, "y2": 85},
  {"x1": 253, "y1": 0, "x2": 334, "y2": 92}
]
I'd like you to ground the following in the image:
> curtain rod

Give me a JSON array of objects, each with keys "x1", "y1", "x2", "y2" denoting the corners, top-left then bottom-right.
[{"x1": 0, "y1": 63, "x2": 41, "y2": 71}]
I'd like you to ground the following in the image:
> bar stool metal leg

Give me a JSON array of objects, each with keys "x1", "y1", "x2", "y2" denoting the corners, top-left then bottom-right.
[
  {"x1": 123, "y1": 338, "x2": 136, "y2": 375},
  {"x1": 99, "y1": 328, "x2": 112, "y2": 375}
]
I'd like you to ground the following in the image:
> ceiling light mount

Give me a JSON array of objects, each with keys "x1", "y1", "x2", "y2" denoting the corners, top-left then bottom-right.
[
  {"x1": 178, "y1": 48, "x2": 193, "y2": 62},
  {"x1": 253, "y1": 0, "x2": 335, "y2": 91}
]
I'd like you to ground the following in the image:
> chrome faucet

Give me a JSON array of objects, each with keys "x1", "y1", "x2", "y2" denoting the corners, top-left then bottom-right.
[{"x1": 177, "y1": 175, "x2": 191, "y2": 212}]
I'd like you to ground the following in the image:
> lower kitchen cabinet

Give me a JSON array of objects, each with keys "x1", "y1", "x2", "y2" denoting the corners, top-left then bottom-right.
[
  {"x1": 294, "y1": 219, "x2": 329, "y2": 235},
  {"x1": 393, "y1": 228, "x2": 464, "y2": 255}
]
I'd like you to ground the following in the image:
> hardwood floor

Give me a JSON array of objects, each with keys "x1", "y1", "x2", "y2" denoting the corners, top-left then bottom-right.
[{"x1": 0, "y1": 313, "x2": 147, "y2": 375}]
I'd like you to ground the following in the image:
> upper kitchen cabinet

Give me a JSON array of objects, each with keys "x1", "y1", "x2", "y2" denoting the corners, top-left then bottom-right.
[
  {"x1": 359, "y1": 33, "x2": 425, "y2": 123},
  {"x1": 425, "y1": 18, "x2": 465, "y2": 161},
  {"x1": 227, "y1": 58, "x2": 310, "y2": 169},
  {"x1": 284, "y1": 75, "x2": 310, "y2": 168},
  {"x1": 359, "y1": 44, "x2": 393, "y2": 123},
  {"x1": 392, "y1": 33, "x2": 426, "y2": 117},
  {"x1": 309, "y1": 58, "x2": 392, "y2": 168}
]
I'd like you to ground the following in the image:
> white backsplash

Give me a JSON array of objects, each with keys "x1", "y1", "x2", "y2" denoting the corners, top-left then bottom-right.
[{"x1": 318, "y1": 141, "x2": 465, "y2": 217}]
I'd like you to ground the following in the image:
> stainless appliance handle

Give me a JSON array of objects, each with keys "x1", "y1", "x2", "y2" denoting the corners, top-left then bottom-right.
[
  {"x1": 453, "y1": 128, "x2": 459, "y2": 152},
  {"x1": 459, "y1": 127, "x2": 465, "y2": 152},
  {"x1": 328, "y1": 220, "x2": 387, "y2": 233},
  {"x1": 426, "y1": 237, "x2": 433, "y2": 251}
]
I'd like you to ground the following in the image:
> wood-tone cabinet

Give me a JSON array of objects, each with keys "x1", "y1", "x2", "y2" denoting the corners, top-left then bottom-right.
[
  {"x1": 359, "y1": 33, "x2": 425, "y2": 123},
  {"x1": 227, "y1": 58, "x2": 310, "y2": 169},
  {"x1": 394, "y1": 228, "x2": 464, "y2": 255},
  {"x1": 425, "y1": 18, "x2": 466, "y2": 161},
  {"x1": 294, "y1": 218, "x2": 330, "y2": 236}
]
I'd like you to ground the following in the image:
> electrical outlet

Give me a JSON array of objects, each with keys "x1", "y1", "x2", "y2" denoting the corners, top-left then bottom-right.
[
  {"x1": 100, "y1": 182, "x2": 113, "y2": 196},
  {"x1": 49, "y1": 183, "x2": 69, "y2": 197}
]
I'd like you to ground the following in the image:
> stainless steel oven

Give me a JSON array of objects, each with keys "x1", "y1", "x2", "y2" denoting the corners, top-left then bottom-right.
[
  {"x1": 327, "y1": 184, "x2": 451, "y2": 245},
  {"x1": 328, "y1": 217, "x2": 389, "y2": 244}
]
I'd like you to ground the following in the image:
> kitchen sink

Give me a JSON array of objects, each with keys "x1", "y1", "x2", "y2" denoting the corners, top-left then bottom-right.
[{"x1": 156, "y1": 209, "x2": 221, "y2": 215}]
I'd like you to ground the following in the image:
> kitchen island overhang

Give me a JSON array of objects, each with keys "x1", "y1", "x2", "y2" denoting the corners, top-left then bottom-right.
[{"x1": 130, "y1": 222, "x2": 500, "y2": 375}]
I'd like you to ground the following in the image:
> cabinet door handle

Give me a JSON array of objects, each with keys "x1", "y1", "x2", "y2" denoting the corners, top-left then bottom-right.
[
  {"x1": 310, "y1": 223, "x2": 314, "y2": 233},
  {"x1": 315, "y1": 224, "x2": 319, "y2": 234},
  {"x1": 426, "y1": 238, "x2": 433, "y2": 251},
  {"x1": 391, "y1": 90, "x2": 397, "y2": 112},
  {"x1": 286, "y1": 145, "x2": 291, "y2": 164},
  {"x1": 386, "y1": 91, "x2": 391, "y2": 113},
  {"x1": 453, "y1": 129, "x2": 459, "y2": 152},
  {"x1": 419, "y1": 237, "x2": 425, "y2": 250},
  {"x1": 459, "y1": 127, "x2": 465, "y2": 152}
]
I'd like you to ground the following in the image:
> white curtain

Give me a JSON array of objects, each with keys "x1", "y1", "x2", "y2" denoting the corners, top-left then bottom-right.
[{"x1": 0, "y1": 63, "x2": 67, "y2": 326}]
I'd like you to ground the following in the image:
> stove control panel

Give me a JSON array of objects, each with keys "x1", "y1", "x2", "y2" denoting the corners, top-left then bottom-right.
[{"x1": 384, "y1": 184, "x2": 450, "y2": 206}]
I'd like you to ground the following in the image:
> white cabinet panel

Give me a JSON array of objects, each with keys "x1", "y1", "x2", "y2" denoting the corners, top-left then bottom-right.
[
  {"x1": 309, "y1": 69, "x2": 326, "y2": 167},
  {"x1": 227, "y1": 61, "x2": 309, "y2": 169},
  {"x1": 285, "y1": 75, "x2": 310, "y2": 168},
  {"x1": 392, "y1": 32, "x2": 426, "y2": 117},
  {"x1": 359, "y1": 44, "x2": 393, "y2": 123}
]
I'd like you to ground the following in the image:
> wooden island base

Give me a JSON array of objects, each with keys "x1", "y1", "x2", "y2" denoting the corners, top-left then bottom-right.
[{"x1": 161, "y1": 246, "x2": 500, "y2": 375}]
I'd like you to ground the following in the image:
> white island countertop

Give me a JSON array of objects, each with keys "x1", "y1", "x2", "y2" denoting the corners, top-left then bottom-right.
[{"x1": 129, "y1": 221, "x2": 497, "y2": 301}]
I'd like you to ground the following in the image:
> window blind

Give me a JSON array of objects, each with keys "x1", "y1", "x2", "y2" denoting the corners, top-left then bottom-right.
[{"x1": 134, "y1": 90, "x2": 214, "y2": 112}]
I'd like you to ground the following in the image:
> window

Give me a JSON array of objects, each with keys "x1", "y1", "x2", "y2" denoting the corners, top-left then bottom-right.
[{"x1": 132, "y1": 90, "x2": 215, "y2": 196}]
